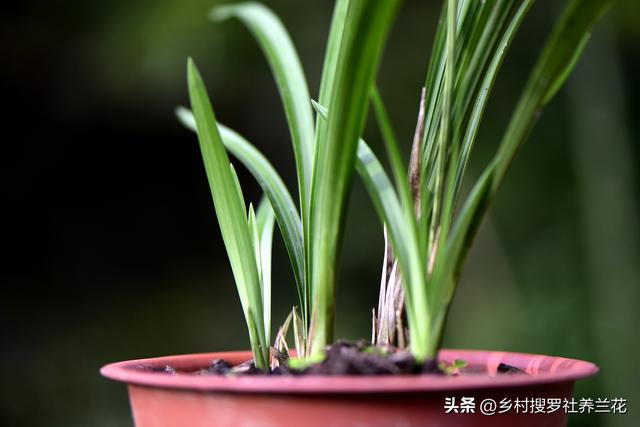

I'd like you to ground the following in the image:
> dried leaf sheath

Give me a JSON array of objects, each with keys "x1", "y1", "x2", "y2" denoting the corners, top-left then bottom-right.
[{"x1": 374, "y1": 87, "x2": 427, "y2": 348}]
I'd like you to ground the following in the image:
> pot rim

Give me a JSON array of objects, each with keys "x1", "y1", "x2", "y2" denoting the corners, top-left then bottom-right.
[{"x1": 100, "y1": 349, "x2": 598, "y2": 394}]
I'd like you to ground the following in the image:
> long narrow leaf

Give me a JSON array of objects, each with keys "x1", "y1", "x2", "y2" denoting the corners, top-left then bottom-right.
[
  {"x1": 312, "y1": 100, "x2": 430, "y2": 360},
  {"x1": 307, "y1": 0, "x2": 402, "y2": 357},
  {"x1": 492, "y1": 0, "x2": 614, "y2": 186},
  {"x1": 427, "y1": 0, "x2": 614, "y2": 353},
  {"x1": 187, "y1": 59, "x2": 268, "y2": 368},
  {"x1": 313, "y1": 0, "x2": 351, "y2": 158},
  {"x1": 369, "y1": 87, "x2": 433, "y2": 354},
  {"x1": 304, "y1": 0, "x2": 351, "y2": 334},
  {"x1": 370, "y1": 85, "x2": 413, "y2": 214},
  {"x1": 176, "y1": 107, "x2": 307, "y2": 317},
  {"x1": 256, "y1": 197, "x2": 276, "y2": 345},
  {"x1": 247, "y1": 203, "x2": 262, "y2": 310},
  {"x1": 453, "y1": 0, "x2": 533, "y2": 200},
  {"x1": 212, "y1": 3, "x2": 315, "y2": 213}
]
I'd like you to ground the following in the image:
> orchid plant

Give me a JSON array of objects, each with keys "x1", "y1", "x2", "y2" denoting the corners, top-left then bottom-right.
[{"x1": 178, "y1": 0, "x2": 613, "y2": 370}]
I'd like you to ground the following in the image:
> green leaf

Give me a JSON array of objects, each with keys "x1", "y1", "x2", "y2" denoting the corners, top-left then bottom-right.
[
  {"x1": 229, "y1": 163, "x2": 247, "y2": 215},
  {"x1": 247, "y1": 202, "x2": 262, "y2": 297},
  {"x1": 312, "y1": 0, "x2": 351, "y2": 159},
  {"x1": 420, "y1": 0, "x2": 478, "y2": 186},
  {"x1": 427, "y1": 0, "x2": 614, "y2": 353},
  {"x1": 176, "y1": 106, "x2": 307, "y2": 323},
  {"x1": 317, "y1": 0, "x2": 350, "y2": 108},
  {"x1": 212, "y1": 2, "x2": 315, "y2": 214},
  {"x1": 492, "y1": 0, "x2": 614, "y2": 187},
  {"x1": 256, "y1": 197, "x2": 276, "y2": 345},
  {"x1": 428, "y1": 164, "x2": 494, "y2": 351},
  {"x1": 210, "y1": 2, "x2": 314, "y2": 335},
  {"x1": 307, "y1": 0, "x2": 402, "y2": 357},
  {"x1": 306, "y1": 2, "x2": 351, "y2": 315},
  {"x1": 312, "y1": 99, "x2": 430, "y2": 360},
  {"x1": 187, "y1": 58, "x2": 268, "y2": 369},
  {"x1": 369, "y1": 85, "x2": 413, "y2": 215},
  {"x1": 542, "y1": 32, "x2": 591, "y2": 105},
  {"x1": 368, "y1": 87, "x2": 436, "y2": 357},
  {"x1": 419, "y1": 1, "x2": 520, "y2": 231},
  {"x1": 434, "y1": 0, "x2": 457, "y2": 234},
  {"x1": 453, "y1": 0, "x2": 534, "y2": 200}
]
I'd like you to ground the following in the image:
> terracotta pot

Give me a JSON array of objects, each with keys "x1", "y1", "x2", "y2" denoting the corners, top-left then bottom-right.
[{"x1": 101, "y1": 349, "x2": 597, "y2": 427}]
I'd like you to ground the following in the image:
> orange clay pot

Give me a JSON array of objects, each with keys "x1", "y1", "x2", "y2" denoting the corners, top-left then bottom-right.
[{"x1": 101, "y1": 349, "x2": 598, "y2": 427}]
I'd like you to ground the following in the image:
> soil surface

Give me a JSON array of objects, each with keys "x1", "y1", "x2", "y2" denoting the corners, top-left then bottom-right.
[
  {"x1": 144, "y1": 340, "x2": 526, "y2": 377},
  {"x1": 274, "y1": 340, "x2": 441, "y2": 376}
]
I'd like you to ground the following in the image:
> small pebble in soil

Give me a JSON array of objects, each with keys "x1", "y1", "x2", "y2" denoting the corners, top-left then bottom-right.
[
  {"x1": 218, "y1": 359, "x2": 263, "y2": 375},
  {"x1": 194, "y1": 359, "x2": 233, "y2": 376},
  {"x1": 497, "y1": 362, "x2": 526, "y2": 374}
]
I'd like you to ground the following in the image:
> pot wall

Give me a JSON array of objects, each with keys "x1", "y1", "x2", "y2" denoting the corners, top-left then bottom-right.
[
  {"x1": 101, "y1": 349, "x2": 598, "y2": 427},
  {"x1": 128, "y1": 381, "x2": 573, "y2": 427}
]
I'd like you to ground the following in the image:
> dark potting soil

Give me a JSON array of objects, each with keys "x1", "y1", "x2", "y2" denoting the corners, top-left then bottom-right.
[
  {"x1": 275, "y1": 340, "x2": 442, "y2": 376},
  {"x1": 144, "y1": 340, "x2": 526, "y2": 377}
]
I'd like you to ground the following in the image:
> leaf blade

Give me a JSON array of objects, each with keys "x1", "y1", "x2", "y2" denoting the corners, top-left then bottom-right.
[
  {"x1": 307, "y1": 0, "x2": 402, "y2": 356},
  {"x1": 187, "y1": 59, "x2": 268, "y2": 368},
  {"x1": 177, "y1": 106, "x2": 307, "y2": 319},
  {"x1": 427, "y1": 0, "x2": 614, "y2": 353},
  {"x1": 212, "y1": 2, "x2": 315, "y2": 212},
  {"x1": 256, "y1": 197, "x2": 276, "y2": 345},
  {"x1": 312, "y1": 99, "x2": 430, "y2": 359}
]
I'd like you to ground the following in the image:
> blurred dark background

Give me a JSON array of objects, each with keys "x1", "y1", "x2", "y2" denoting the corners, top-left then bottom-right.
[{"x1": 1, "y1": 0, "x2": 638, "y2": 426}]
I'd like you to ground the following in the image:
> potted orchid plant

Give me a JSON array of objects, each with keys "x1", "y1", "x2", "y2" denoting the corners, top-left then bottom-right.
[{"x1": 102, "y1": 0, "x2": 614, "y2": 425}]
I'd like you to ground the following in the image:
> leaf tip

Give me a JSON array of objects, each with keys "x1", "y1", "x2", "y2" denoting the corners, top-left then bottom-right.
[
  {"x1": 186, "y1": 57, "x2": 201, "y2": 89},
  {"x1": 175, "y1": 105, "x2": 188, "y2": 118},
  {"x1": 175, "y1": 106, "x2": 196, "y2": 131},
  {"x1": 209, "y1": 5, "x2": 234, "y2": 22}
]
